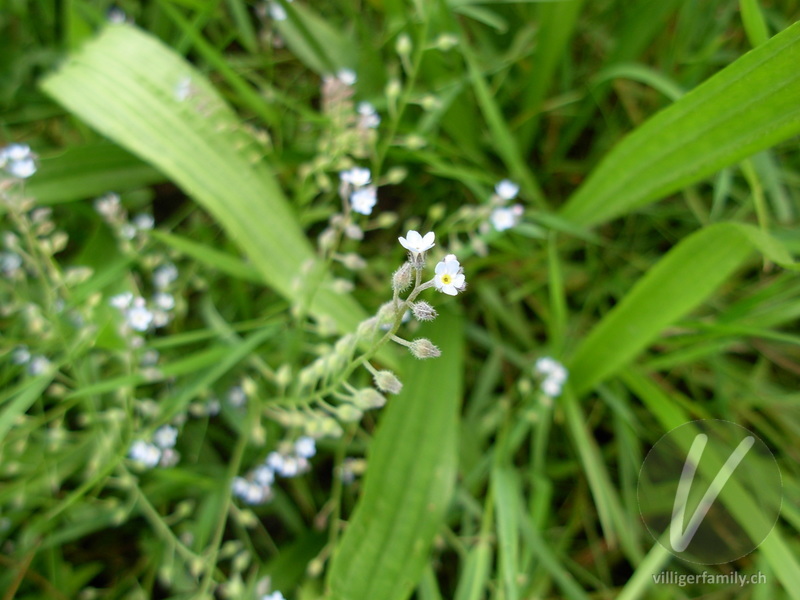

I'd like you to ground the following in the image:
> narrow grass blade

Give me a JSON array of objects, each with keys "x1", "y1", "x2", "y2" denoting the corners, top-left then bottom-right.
[
  {"x1": 327, "y1": 312, "x2": 464, "y2": 600},
  {"x1": 492, "y1": 466, "x2": 522, "y2": 600},
  {"x1": 622, "y1": 369, "x2": 800, "y2": 598},
  {"x1": 0, "y1": 376, "x2": 52, "y2": 441},
  {"x1": 560, "y1": 19, "x2": 800, "y2": 226},
  {"x1": 150, "y1": 230, "x2": 264, "y2": 284},
  {"x1": 276, "y1": 2, "x2": 355, "y2": 74},
  {"x1": 40, "y1": 25, "x2": 369, "y2": 338},
  {"x1": 517, "y1": 0, "x2": 586, "y2": 152},
  {"x1": 569, "y1": 223, "x2": 797, "y2": 396},
  {"x1": 741, "y1": 0, "x2": 770, "y2": 47},
  {"x1": 25, "y1": 142, "x2": 163, "y2": 205}
]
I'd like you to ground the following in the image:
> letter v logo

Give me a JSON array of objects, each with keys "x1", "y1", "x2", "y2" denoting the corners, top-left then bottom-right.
[{"x1": 669, "y1": 433, "x2": 755, "y2": 552}]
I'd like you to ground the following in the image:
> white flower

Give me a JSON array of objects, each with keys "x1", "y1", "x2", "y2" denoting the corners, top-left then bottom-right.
[
  {"x1": 295, "y1": 436, "x2": 316, "y2": 458},
  {"x1": 266, "y1": 451, "x2": 285, "y2": 471},
  {"x1": 262, "y1": 592, "x2": 286, "y2": 600},
  {"x1": 357, "y1": 102, "x2": 381, "y2": 128},
  {"x1": 110, "y1": 292, "x2": 134, "y2": 309},
  {"x1": 495, "y1": 179, "x2": 519, "y2": 201},
  {"x1": 268, "y1": 1, "x2": 287, "y2": 21},
  {"x1": 0, "y1": 251, "x2": 22, "y2": 276},
  {"x1": 126, "y1": 301, "x2": 154, "y2": 332},
  {"x1": 120, "y1": 223, "x2": 137, "y2": 240},
  {"x1": 129, "y1": 440, "x2": 162, "y2": 468},
  {"x1": 227, "y1": 385, "x2": 246, "y2": 407},
  {"x1": 350, "y1": 186, "x2": 377, "y2": 215},
  {"x1": 1, "y1": 144, "x2": 37, "y2": 178},
  {"x1": 11, "y1": 346, "x2": 30, "y2": 365},
  {"x1": 254, "y1": 464, "x2": 275, "y2": 486},
  {"x1": 534, "y1": 356, "x2": 568, "y2": 398},
  {"x1": 232, "y1": 477, "x2": 270, "y2": 505},
  {"x1": 534, "y1": 357, "x2": 559, "y2": 375},
  {"x1": 153, "y1": 292, "x2": 175, "y2": 311},
  {"x1": 490, "y1": 205, "x2": 523, "y2": 231},
  {"x1": 340, "y1": 167, "x2": 371, "y2": 187},
  {"x1": 133, "y1": 213, "x2": 154, "y2": 230},
  {"x1": 337, "y1": 68, "x2": 357, "y2": 86},
  {"x1": 28, "y1": 355, "x2": 51, "y2": 375},
  {"x1": 434, "y1": 255, "x2": 466, "y2": 296},
  {"x1": 541, "y1": 378, "x2": 563, "y2": 398},
  {"x1": 398, "y1": 230, "x2": 435, "y2": 257},
  {"x1": 94, "y1": 193, "x2": 121, "y2": 218},
  {"x1": 153, "y1": 425, "x2": 178, "y2": 449},
  {"x1": 153, "y1": 263, "x2": 178, "y2": 289}
]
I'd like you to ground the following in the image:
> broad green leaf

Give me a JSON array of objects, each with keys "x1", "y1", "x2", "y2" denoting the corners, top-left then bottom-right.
[
  {"x1": 560, "y1": 19, "x2": 800, "y2": 226},
  {"x1": 40, "y1": 25, "x2": 370, "y2": 341},
  {"x1": 569, "y1": 223, "x2": 797, "y2": 396},
  {"x1": 327, "y1": 311, "x2": 464, "y2": 600}
]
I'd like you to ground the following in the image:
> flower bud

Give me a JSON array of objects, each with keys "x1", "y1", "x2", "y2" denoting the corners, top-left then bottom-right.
[
  {"x1": 435, "y1": 33, "x2": 459, "y2": 51},
  {"x1": 336, "y1": 404, "x2": 363, "y2": 423},
  {"x1": 373, "y1": 370, "x2": 403, "y2": 394},
  {"x1": 392, "y1": 262, "x2": 412, "y2": 291},
  {"x1": 409, "y1": 338, "x2": 441, "y2": 359},
  {"x1": 341, "y1": 252, "x2": 367, "y2": 270},
  {"x1": 353, "y1": 388, "x2": 387, "y2": 410},
  {"x1": 395, "y1": 33, "x2": 412, "y2": 56},
  {"x1": 411, "y1": 301, "x2": 437, "y2": 321}
]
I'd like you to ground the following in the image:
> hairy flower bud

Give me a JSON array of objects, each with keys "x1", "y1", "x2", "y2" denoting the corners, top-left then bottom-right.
[
  {"x1": 353, "y1": 388, "x2": 387, "y2": 410},
  {"x1": 373, "y1": 370, "x2": 403, "y2": 395},
  {"x1": 392, "y1": 262, "x2": 412, "y2": 291},
  {"x1": 411, "y1": 301, "x2": 437, "y2": 321},
  {"x1": 409, "y1": 338, "x2": 441, "y2": 359}
]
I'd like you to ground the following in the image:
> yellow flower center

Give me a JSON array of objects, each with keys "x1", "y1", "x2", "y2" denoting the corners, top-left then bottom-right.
[{"x1": 441, "y1": 274, "x2": 452, "y2": 285}]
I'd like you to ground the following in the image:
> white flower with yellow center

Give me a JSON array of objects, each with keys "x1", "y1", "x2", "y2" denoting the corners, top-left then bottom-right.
[
  {"x1": 434, "y1": 254, "x2": 466, "y2": 296},
  {"x1": 398, "y1": 230, "x2": 435, "y2": 258}
]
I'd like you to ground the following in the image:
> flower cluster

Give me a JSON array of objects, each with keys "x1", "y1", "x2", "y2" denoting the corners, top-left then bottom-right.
[
  {"x1": 270, "y1": 227, "x2": 466, "y2": 454},
  {"x1": 128, "y1": 425, "x2": 180, "y2": 469},
  {"x1": 11, "y1": 346, "x2": 51, "y2": 376},
  {"x1": 232, "y1": 437, "x2": 316, "y2": 505},
  {"x1": 534, "y1": 357, "x2": 568, "y2": 398},
  {"x1": 340, "y1": 166, "x2": 377, "y2": 215},
  {"x1": 94, "y1": 192, "x2": 155, "y2": 251},
  {"x1": 487, "y1": 179, "x2": 523, "y2": 232}
]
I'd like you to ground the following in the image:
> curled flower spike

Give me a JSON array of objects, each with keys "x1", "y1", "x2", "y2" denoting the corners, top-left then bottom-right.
[
  {"x1": 398, "y1": 230, "x2": 435, "y2": 258},
  {"x1": 434, "y1": 254, "x2": 466, "y2": 296}
]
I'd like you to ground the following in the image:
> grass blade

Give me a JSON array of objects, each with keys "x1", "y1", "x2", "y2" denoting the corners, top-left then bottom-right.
[
  {"x1": 560, "y1": 19, "x2": 800, "y2": 226},
  {"x1": 568, "y1": 223, "x2": 797, "y2": 396}
]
